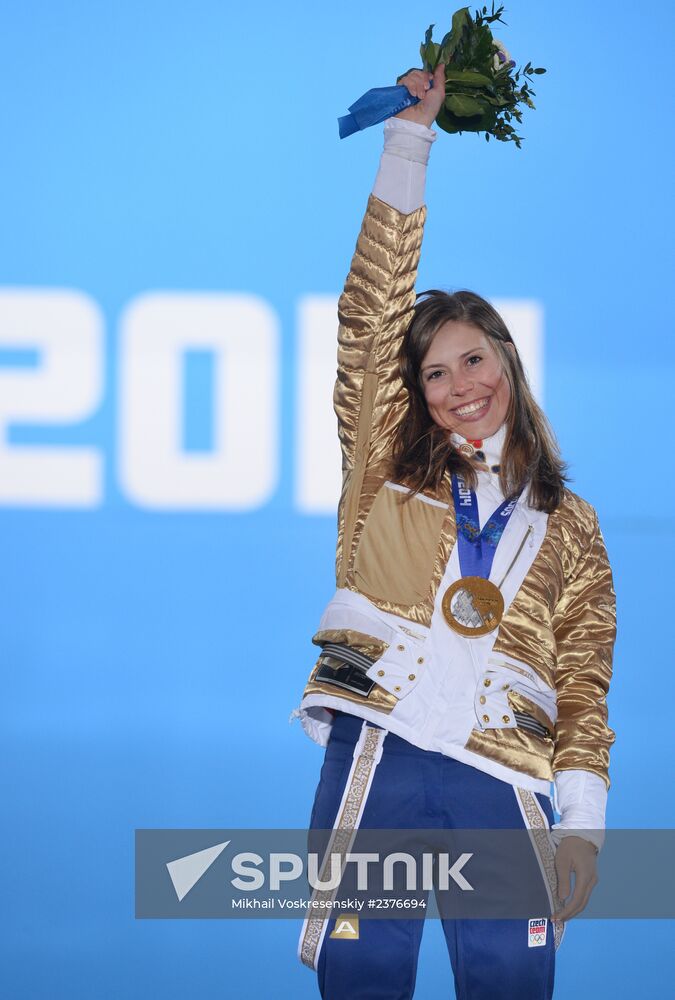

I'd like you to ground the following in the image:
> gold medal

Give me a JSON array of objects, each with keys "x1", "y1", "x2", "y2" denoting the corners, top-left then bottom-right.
[{"x1": 442, "y1": 576, "x2": 504, "y2": 637}]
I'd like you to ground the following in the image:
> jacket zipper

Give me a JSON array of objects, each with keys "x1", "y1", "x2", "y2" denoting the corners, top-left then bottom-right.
[{"x1": 496, "y1": 524, "x2": 534, "y2": 590}]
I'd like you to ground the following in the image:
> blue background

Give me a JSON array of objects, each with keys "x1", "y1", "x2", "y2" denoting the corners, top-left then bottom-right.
[{"x1": 1, "y1": 1, "x2": 673, "y2": 996}]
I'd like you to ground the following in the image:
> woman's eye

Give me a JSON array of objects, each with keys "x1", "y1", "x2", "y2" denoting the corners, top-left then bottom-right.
[
  {"x1": 426, "y1": 370, "x2": 444, "y2": 380},
  {"x1": 467, "y1": 355, "x2": 482, "y2": 367}
]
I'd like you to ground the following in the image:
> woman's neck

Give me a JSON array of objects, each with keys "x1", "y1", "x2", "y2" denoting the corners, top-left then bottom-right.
[{"x1": 450, "y1": 422, "x2": 506, "y2": 469}]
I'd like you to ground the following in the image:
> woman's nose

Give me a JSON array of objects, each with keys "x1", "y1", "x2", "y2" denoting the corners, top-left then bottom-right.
[{"x1": 449, "y1": 372, "x2": 474, "y2": 396}]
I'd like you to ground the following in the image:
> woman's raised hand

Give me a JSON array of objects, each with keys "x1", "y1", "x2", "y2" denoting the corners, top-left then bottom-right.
[{"x1": 395, "y1": 62, "x2": 446, "y2": 128}]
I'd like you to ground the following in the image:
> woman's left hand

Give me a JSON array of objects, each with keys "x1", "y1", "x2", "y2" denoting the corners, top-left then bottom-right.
[{"x1": 553, "y1": 835, "x2": 599, "y2": 921}]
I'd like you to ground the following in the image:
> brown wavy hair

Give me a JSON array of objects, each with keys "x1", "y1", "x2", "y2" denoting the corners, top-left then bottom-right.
[{"x1": 391, "y1": 289, "x2": 568, "y2": 513}]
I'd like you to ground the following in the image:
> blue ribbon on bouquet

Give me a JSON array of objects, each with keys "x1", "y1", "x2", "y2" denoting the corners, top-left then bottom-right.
[{"x1": 338, "y1": 85, "x2": 422, "y2": 139}]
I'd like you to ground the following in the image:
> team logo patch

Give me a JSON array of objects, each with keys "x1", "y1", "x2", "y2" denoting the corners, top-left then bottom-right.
[
  {"x1": 330, "y1": 915, "x2": 359, "y2": 940},
  {"x1": 528, "y1": 918, "x2": 547, "y2": 948}
]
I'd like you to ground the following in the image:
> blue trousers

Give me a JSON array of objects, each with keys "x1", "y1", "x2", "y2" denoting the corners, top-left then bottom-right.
[{"x1": 302, "y1": 713, "x2": 559, "y2": 1000}]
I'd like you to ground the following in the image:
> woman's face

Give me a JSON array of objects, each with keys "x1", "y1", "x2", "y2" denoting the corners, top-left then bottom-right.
[{"x1": 419, "y1": 320, "x2": 512, "y2": 440}]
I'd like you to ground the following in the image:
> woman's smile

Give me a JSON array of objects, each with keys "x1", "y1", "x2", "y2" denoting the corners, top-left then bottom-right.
[{"x1": 451, "y1": 395, "x2": 492, "y2": 420}]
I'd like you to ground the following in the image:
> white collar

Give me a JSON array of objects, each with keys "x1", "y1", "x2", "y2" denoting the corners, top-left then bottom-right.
[{"x1": 450, "y1": 422, "x2": 507, "y2": 469}]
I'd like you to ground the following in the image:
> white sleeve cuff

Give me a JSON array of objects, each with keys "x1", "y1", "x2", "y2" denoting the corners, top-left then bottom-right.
[
  {"x1": 372, "y1": 119, "x2": 437, "y2": 215},
  {"x1": 551, "y1": 769, "x2": 608, "y2": 852},
  {"x1": 382, "y1": 118, "x2": 437, "y2": 162}
]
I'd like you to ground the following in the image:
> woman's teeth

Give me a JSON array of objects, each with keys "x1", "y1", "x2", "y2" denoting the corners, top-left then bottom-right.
[{"x1": 454, "y1": 397, "x2": 490, "y2": 417}]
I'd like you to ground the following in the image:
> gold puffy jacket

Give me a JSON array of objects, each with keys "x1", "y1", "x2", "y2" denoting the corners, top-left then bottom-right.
[{"x1": 302, "y1": 194, "x2": 616, "y2": 788}]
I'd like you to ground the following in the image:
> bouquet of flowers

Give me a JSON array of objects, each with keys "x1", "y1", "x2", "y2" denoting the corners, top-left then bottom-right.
[
  {"x1": 338, "y1": 5, "x2": 545, "y2": 147},
  {"x1": 416, "y1": 5, "x2": 545, "y2": 146}
]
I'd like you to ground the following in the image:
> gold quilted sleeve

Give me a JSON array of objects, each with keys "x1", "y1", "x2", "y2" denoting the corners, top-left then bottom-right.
[
  {"x1": 551, "y1": 510, "x2": 617, "y2": 788},
  {"x1": 334, "y1": 194, "x2": 426, "y2": 474}
]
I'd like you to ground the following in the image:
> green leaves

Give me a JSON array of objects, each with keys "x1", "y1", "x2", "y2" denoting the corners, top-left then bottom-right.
[
  {"x1": 437, "y1": 103, "x2": 498, "y2": 135},
  {"x1": 420, "y1": 39, "x2": 442, "y2": 71},
  {"x1": 435, "y1": 105, "x2": 463, "y2": 134},
  {"x1": 452, "y1": 7, "x2": 473, "y2": 34},
  {"x1": 443, "y1": 69, "x2": 493, "y2": 87},
  {"x1": 420, "y1": 23, "x2": 441, "y2": 70},
  {"x1": 439, "y1": 6, "x2": 472, "y2": 62},
  {"x1": 445, "y1": 94, "x2": 484, "y2": 116},
  {"x1": 418, "y1": 5, "x2": 546, "y2": 147}
]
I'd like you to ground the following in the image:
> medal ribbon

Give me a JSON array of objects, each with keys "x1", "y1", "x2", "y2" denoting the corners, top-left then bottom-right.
[{"x1": 451, "y1": 474, "x2": 521, "y2": 579}]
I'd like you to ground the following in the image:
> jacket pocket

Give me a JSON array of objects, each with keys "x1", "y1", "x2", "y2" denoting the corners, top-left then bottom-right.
[
  {"x1": 476, "y1": 658, "x2": 556, "y2": 741},
  {"x1": 353, "y1": 482, "x2": 448, "y2": 607}
]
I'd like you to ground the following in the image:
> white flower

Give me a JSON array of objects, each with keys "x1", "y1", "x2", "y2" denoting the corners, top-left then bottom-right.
[{"x1": 492, "y1": 38, "x2": 513, "y2": 73}]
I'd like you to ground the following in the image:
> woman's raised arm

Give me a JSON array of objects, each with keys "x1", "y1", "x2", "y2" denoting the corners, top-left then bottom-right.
[{"x1": 333, "y1": 64, "x2": 446, "y2": 476}]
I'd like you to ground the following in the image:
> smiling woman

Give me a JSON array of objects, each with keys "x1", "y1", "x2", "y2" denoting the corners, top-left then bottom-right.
[
  {"x1": 293, "y1": 62, "x2": 617, "y2": 1000},
  {"x1": 420, "y1": 320, "x2": 510, "y2": 434},
  {"x1": 393, "y1": 288, "x2": 567, "y2": 513}
]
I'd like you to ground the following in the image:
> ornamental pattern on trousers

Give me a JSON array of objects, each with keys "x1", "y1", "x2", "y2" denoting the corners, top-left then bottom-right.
[
  {"x1": 516, "y1": 787, "x2": 565, "y2": 951},
  {"x1": 300, "y1": 726, "x2": 385, "y2": 969}
]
